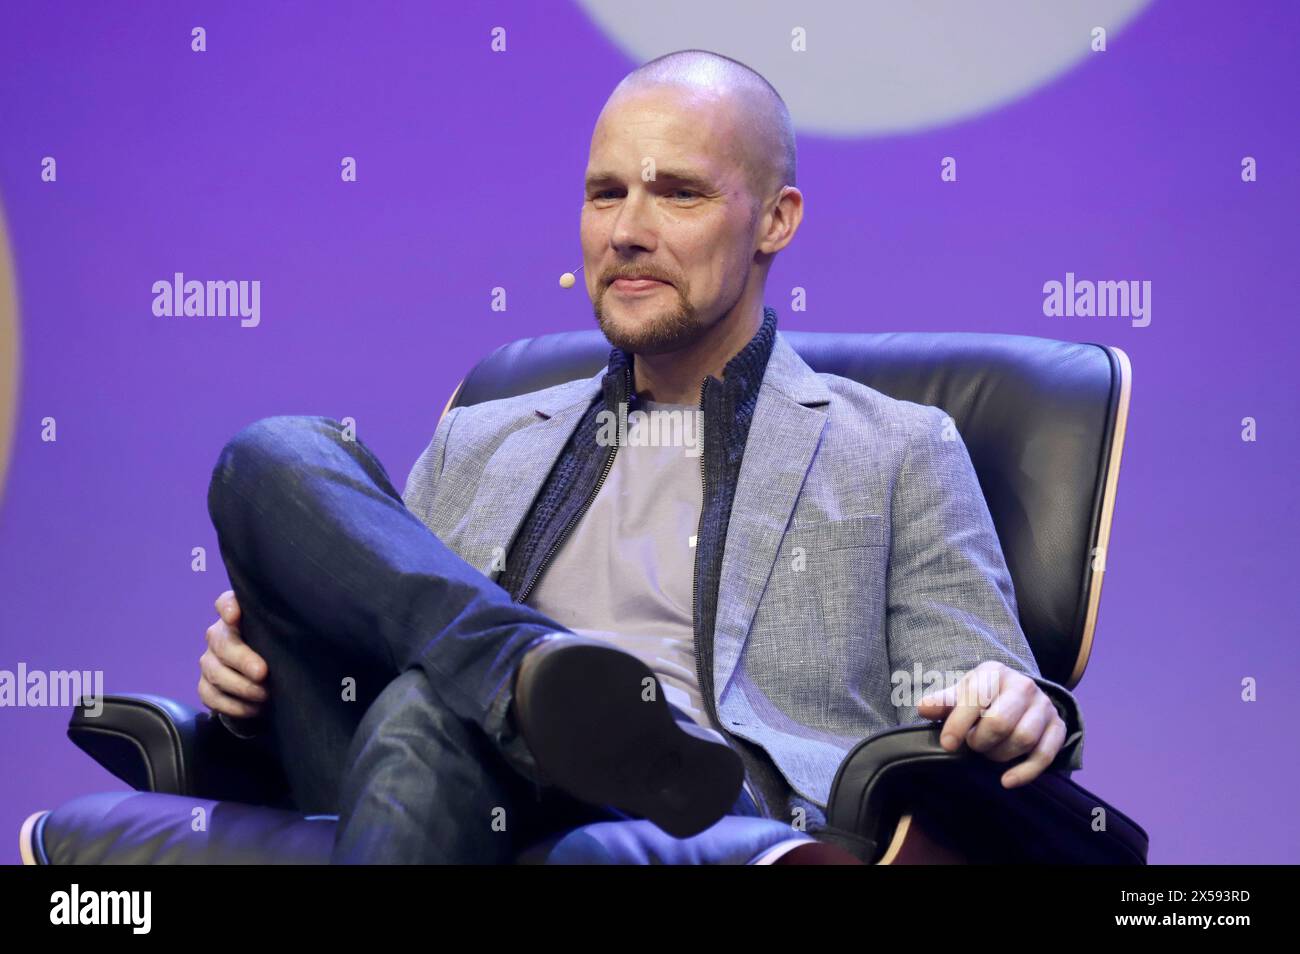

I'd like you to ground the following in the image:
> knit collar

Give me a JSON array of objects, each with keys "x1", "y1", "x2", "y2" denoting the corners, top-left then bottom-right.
[{"x1": 601, "y1": 305, "x2": 779, "y2": 414}]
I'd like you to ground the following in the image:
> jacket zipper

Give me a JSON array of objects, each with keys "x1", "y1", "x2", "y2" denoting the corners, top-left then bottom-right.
[
  {"x1": 690, "y1": 374, "x2": 709, "y2": 717},
  {"x1": 689, "y1": 376, "x2": 758, "y2": 815},
  {"x1": 515, "y1": 365, "x2": 630, "y2": 605},
  {"x1": 690, "y1": 376, "x2": 763, "y2": 817}
]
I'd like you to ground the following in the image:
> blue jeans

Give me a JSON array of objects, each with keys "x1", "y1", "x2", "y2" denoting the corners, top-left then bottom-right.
[
  {"x1": 206, "y1": 415, "x2": 791, "y2": 863},
  {"x1": 329, "y1": 668, "x2": 799, "y2": 864}
]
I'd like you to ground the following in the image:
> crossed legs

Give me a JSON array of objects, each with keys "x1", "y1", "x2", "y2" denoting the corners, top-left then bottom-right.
[
  {"x1": 205, "y1": 415, "x2": 756, "y2": 862},
  {"x1": 206, "y1": 415, "x2": 563, "y2": 817}
]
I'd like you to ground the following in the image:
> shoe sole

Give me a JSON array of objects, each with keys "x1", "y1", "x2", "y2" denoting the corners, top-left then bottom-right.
[{"x1": 516, "y1": 642, "x2": 744, "y2": 838}]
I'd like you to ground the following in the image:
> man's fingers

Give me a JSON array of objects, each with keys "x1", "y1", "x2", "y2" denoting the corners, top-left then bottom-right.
[
  {"x1": 200, "y1": 591, "x2": 264, "y2": 719},
  {"x1": 197, "y1": 674, "x2": 263, "y2": 719},
  {"x1": 965, "y1": 675, "x2": 1036, "y2": 754},
  {"x1": 936, "y1": 666, "x2": 1001, "y2": 750},
  {"x1": 1001, "y1": 717, "x2": 1066, "y2": 788},
  {"x1": 215, "y1": 589, "x2": 241, "y2": 625},
  {"x1": 938, "y1": 704, "x2": 981, "y2": 751},
  {"x1": 917, "y1": 682, "x2": 956, "y2": 717},
  {"x1": 982, "y1": 694, "x2": 1054, "y2": 762},
  {"x1": 206, "y1": 621, "x2": 268, "y2": 683},
  {"x1": 199, "y1": 650, "x2": 268, "y2": 702}
]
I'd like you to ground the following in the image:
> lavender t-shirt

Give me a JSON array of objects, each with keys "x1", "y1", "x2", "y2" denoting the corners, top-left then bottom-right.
[{"x1": 521, "y1": 398, "x2": 712, "y2": 731}]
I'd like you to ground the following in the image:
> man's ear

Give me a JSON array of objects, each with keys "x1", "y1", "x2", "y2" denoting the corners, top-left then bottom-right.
[{"x1": 760, "y1": 185, "x2": 803, "y2": 255}]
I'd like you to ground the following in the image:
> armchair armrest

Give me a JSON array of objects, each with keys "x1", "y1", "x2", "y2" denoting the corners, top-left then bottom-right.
[
  {"x1": 825, "y1": 723, "x2": 1148, "y2": 864},
  {"x1": 68, "y1": 693, "x2": 293, "y2": 809}
]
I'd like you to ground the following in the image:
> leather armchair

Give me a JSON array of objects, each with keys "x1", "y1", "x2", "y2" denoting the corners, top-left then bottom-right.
[{"x1": 20, "y1": 329, "x2": 1148, "y2": 865}]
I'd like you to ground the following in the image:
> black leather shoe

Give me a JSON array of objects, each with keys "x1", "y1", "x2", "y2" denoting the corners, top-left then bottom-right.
[{"x1": 512, "y1": 634, "x2": 744, "y2": 838}]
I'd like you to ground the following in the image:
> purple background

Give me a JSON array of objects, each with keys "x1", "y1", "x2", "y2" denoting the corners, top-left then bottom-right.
[{"x1": 1, "y1": 1, "x2": 1296, "y2": 864}]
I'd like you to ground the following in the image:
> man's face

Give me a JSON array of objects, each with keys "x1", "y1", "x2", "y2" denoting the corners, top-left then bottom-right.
[{"x1": 582, "y1": 85, "x2": 764, "y2": 355}]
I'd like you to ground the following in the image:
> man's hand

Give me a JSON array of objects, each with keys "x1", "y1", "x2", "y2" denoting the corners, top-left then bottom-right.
[
  {"x1": 198, "y1": 589, "x2": 269, "y2": 719},
  {"x1": 917, "y1": 661, "x2": 1065, "y2": 789}
]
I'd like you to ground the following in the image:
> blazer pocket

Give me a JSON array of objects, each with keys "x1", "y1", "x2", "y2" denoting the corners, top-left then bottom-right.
[
  {"x1": 775, "y1": 515, "x2": 890, "y2": 725},
  {"x1": 783, "y1": 514, "x2": 888, "y2": 551}
]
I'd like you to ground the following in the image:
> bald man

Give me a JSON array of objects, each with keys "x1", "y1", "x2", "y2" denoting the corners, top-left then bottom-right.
[{"x1": 201, "y1": 49, "x2": 1078, "y2": 865}]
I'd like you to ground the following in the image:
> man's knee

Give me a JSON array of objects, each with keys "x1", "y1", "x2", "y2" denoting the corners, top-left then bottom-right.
[{"x1": 207, "y1": 415, "x2": 348, "y2": 524}]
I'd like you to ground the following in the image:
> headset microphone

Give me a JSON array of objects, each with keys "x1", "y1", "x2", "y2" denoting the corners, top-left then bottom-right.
[{"x1": 559, "y1": 263, "x2": 585, "y2": 289}]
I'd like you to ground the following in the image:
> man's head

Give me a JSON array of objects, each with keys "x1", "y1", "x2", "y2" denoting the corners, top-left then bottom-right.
[{"x1": 582, "y1": 50, "x2": 802, "y2": 355}]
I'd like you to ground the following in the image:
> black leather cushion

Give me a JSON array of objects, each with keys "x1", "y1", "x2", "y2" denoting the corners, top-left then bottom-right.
[
  {"x1": 35, "y1": 792, "x2": 335, "y2": 864},
  {"x1": 33, "y1": 791, "x2": 811, "y2": 865}
]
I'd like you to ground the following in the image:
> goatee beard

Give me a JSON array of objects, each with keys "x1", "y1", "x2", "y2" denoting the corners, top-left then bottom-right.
[{"x1": 593, "y1": 289, "x2": 706, "y2": 355}]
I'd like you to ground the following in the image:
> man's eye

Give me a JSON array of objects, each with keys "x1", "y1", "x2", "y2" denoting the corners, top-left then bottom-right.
[{"x1": 672, "y1": 189, "x2": 699, "y2": 200}]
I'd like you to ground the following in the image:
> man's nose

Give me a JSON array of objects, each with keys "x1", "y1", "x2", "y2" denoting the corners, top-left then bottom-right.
[{"x1": 610, "y1": 189, "x2": 657, "y2": 253}]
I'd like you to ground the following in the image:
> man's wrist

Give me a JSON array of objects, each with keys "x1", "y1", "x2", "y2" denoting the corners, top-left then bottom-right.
[{"x1": 1030, "y1": 677, "x2": 1085, "y2": 772}]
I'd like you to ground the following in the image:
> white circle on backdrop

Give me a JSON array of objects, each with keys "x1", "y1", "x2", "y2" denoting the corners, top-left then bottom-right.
[{"x1": 573, "y1": 0, "x2": 1154, "y2": 136}]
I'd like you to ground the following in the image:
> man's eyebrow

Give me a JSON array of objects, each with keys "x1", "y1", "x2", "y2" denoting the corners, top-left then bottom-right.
[{"x1": 584, "y1": 169, "x2": 716, "y2": 192}]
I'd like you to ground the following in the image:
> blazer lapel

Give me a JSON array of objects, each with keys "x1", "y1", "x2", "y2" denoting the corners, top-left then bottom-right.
[
  {"x1": 461, "y1": 371, "x2": 603, "y2": 576},
  {"x1": 712, "y1": 332, "x2": 832, "y2": 692}
]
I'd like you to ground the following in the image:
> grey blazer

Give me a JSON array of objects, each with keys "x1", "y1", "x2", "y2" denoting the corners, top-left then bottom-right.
[{"x1": 402, "y1": 330, "x2": 1084, "y2": 809}]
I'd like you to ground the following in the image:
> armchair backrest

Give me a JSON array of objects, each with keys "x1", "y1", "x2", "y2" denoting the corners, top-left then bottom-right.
[{"x1": 443, "y1": 328, "x2": 1131, "y2": 689}]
